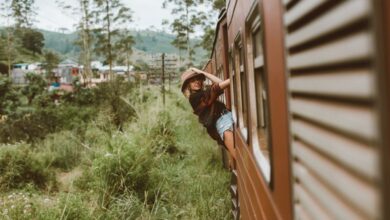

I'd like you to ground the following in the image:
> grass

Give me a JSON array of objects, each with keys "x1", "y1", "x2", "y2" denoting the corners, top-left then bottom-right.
[{"x1": 0, "y1": 85, "x2": 231, "y2": 219}]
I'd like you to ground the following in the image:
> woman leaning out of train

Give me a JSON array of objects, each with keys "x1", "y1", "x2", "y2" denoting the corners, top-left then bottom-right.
[{"x1": 181, "y1": 67, "x2": 236, "y2": 167}]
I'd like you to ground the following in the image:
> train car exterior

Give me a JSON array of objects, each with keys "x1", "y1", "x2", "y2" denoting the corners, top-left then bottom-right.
[{"x1": 206, "y1": 0, "x2": 390, "y2": 219}]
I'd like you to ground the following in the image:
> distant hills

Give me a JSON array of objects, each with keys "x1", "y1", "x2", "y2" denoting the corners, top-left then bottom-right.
[{"x1": 40, "y1": 29, "x2": 207, "y2": 65}]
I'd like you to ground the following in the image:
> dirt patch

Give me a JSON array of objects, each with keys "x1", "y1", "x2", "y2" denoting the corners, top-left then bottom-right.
[{"x1": 57, "y1": 167, "x2": 83, "y2": 192}]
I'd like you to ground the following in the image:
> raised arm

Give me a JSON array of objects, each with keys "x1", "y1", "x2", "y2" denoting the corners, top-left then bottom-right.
[
  {"x1": 191, "y1": 67, "x2": 230, "y2": 90},
  {"x1": 219, "y1": 78, "x2": 230, "y2": 90},
  {"x1": 191, "y1": 67, "x2": 222, "y2": 83}
]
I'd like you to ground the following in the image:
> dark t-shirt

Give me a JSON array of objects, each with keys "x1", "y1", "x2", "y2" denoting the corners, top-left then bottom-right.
[{"x1": 189, "y1": 83, "x2": 227, "y2": 144}]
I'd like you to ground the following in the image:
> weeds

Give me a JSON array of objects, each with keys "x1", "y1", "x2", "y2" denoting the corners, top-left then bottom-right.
[{"x1": 0, "y1": 85, "x2": 231, "y2": 219}]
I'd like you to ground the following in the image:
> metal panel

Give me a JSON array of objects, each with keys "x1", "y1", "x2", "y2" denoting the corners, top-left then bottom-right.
[
  {"x1": 284, "y1": 0, "x2": 326, "y2": 27},
  {"x1": 288, "y1": 32, "x2": 372, "y2": 69},
  {"x1": 290, "y1": 98, "x2": 377, "y2": 141},
  {"x1": 291, "y1": 120, "x2": 378, "y2": 181},
  {"x1": 294, "y1": 185, "x2": 332, "y2": 220},
  {"x1": 283, "y1": 0, "x2": 382, "y2": 219},
  {"x1": 288, "y1": 69, "x2": 374, "y2": 99},
  {"x1": 287, "y1": 0, "x2": 370, "y2": 48},
  {"x1": 293, "y1": 141, "x2": 379, "y2": 219}
]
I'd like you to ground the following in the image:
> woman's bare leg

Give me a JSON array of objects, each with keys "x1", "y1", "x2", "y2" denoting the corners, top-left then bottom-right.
[{"x1": 223, "y1": 130, "x2": 236, "y2": 160}]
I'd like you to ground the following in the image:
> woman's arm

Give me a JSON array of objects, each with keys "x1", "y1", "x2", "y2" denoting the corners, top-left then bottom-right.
[
  {"x1": 191, "y1": 67, "x2": 222, "y2": 83},
  {"x1": 218, "y1": 78, "x2": 230, "y2": 90}
]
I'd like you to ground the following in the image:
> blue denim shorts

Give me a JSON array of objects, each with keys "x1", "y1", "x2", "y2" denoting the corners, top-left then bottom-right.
[{"x1": 215, "y1": 111, "x2": 233, "y2": 141}]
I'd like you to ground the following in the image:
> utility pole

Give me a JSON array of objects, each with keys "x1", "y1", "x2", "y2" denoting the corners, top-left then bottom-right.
[{"x1": 161, "y1": 53, "x2": 165, "y2": 107}]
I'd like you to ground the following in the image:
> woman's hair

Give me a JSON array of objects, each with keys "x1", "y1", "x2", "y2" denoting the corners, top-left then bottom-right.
[{"x1": 183, "y1": 86, "x2": 191, "y2": 98}]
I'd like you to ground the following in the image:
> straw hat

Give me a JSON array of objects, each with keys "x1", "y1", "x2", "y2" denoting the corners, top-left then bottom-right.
[{"x1": 180, "y1": 68, "x2": 206, "y2": 93}]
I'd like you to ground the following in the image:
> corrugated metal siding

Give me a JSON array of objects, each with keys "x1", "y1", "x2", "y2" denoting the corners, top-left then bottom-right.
[{"x1": 283, "y1": 1, "x2": 381, "y2": 219}]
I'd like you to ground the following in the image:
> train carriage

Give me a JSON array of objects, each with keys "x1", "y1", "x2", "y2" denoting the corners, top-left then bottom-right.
[{"x1": 206, "y1": 0, "x2": 390, "y2": 219}]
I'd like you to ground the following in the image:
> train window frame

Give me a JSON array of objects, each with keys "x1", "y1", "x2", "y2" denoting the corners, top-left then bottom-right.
[
  {"x1": 229, "y1": 48, "x2": 238, "y2": 123},
  {"x1": 245, "y1": 3, "x2": 272, "y2": 183},
  {"x1": 234, "y1": 33, "x2": 249, "y2": 142}
]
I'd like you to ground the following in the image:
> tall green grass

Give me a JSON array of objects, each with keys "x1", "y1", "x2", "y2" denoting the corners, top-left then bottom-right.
[{"x1": 0, "y1": 85, "x2": 231, "y2": 219}]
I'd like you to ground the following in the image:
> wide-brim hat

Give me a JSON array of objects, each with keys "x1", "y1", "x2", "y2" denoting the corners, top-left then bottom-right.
[{"x1": 180, "y1": 68, "x2": 206, "y2": 93}]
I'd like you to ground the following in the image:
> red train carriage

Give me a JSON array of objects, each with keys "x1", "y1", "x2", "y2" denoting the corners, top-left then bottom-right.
[{"x1": 206, "y1": 0, "x2": 390, "y2": 219}]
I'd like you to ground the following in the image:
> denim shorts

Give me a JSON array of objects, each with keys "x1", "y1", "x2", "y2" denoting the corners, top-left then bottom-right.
[{"x1": 215, "y1": 111, "x2": 233, "y2": 141}]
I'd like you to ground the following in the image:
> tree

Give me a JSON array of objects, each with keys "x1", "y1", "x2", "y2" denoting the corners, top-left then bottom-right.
[
  {"x1": 0, "y1": 0, "x2": 37, "y2": 76},
  {"x1": 57, "y1": 0, "x2": 94, "y2": 85},
  {"x1": 162, "y1": 0, "x2": 207, "y2": 67},
  {"x1": 115, "y1": 31, "x2": 135, "y2": 75},
  {"x1": 21, "y1": 28, "x2": 44, "y2": 55},
  {"x1": 10, "y1": 0, "x2": 36, "y2": 29},
  {"x1": 42, "y1": 50, "x2": 60, "y2": 76},
  {"x1": 0, "y1": 0, "x2": 15, "y2": 76},
  {"x1": 0, "y1": 74, "x2": 20, "y2": 115},
  {"x1": 199, "y1": 0, "x2": 225, "y2": 56},
  {"x1": 22, "y1": 73, "x2": 47, "y2": 105},
  {"x1": 92, "y1": 0, "x2": 132, "y2": 79}
]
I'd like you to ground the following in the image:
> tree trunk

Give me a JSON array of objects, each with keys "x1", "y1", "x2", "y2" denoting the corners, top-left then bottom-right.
[
  {"x1": 105, "y1": 0, "x2": 113, "y2": 80},
  {"x1": 6, "y1": 29, "x2": 12, "y2": 77},
  {"x1": 126, "y1": 47, "x2": 130, "y2": 79},
  {"x1": 81, "y1": 0, "x2": 92, "y2": 86},
  {"x1": 185, "y1": 4, "x2": 191, "y2": 67}
]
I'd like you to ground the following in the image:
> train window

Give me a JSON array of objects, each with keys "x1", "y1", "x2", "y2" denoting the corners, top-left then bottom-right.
[
  {"x1": 247, "y1": 11, "x2": 271, "y2": 182},
  {"x1": 235, "y1": 39, "x2": 249, "y2": 141},
  {"x1": 229, "y1": 50, "x2": 238, "y2": 123}
]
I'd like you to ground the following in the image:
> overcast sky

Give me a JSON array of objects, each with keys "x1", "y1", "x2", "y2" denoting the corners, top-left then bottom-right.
[{"x1": 2, "y1": 0, "x2": 178, "y2": 32}]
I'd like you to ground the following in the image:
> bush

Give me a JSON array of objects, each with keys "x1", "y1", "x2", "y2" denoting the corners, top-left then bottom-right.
[
  {"x1": 94, "y1": 77, "x2": 136, "y2": 130},
  {"x1": 149, "y1": 111, "x2": 178, "y2": 154},
  {"x1": 93, "y1": 133, "x2": 154, "y2": 207},
  {"x1": 0, "y1": 143, "x2": 57, "y2": 191},
  {"x1": 40, "y1": 131, "x2": 84, "y2": 171}
]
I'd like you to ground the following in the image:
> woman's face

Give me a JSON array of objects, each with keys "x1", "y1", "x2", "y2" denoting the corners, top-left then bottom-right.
[{"x1": 189, "y1": 76, "x2": 204, "y2": 91}]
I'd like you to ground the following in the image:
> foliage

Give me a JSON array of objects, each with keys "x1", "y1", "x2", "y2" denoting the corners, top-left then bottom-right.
[
  {"x1": 211, "y1": 0, "x2": 225, "y2": 10},
  {"x1": 94, "y1": 77, "x2": 136, "y2": 129},
  {"x1": 9, "y1": 0, "x2": 36, "y2": 29},
  {"x1": 92, "y1": 0, "x2": 132, "y2": 76},
  {"x1": 0, "y1": 85, "x2": 231, "y2": 219},
  {"x1": 198, "y1": 0, "x2": 225, "y2": 57},
  {"x1": 93, "y1": 133, "x2": 154, "y2": 208},
  {"x1": 57, "y1": 0, "x2": 94, "y2": 83},
  {"x1": 115, "y1": 30, "x2": 135, "y2": 71},
  {"x1": 21, "y1": 28, "x2": 44, "y2": 55},
  {"x1": 40, "y1": 131, "x2": 84, "y2": 171},
  {"x1": 0, "y1": 74, "x2": 21, "y2": 116},
  {"x1": 0, "y1": 143, "x2": 57, "y2": 191},
  {"x1": 42, "y1": 50, "x2": 60, "y2": 75},
  {"x1": 21, "y1": 72, "x2": 47, "y2": 104},
  {"x1": 162, "y1": 0, "x2": 207, "y2": 66}
]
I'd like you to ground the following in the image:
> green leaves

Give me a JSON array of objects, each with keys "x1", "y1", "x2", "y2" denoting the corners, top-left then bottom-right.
[
  {"x1": 21, "y1": 29, "x2": 44, "y2": 55},
  {"x1": 92, "y1": 0, "x2": 133, "y2": 76}
]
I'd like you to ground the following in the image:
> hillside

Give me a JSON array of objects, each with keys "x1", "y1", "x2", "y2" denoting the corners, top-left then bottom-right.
[{"x1": 41, "y1": 29, "x2": 207, "y2": 65}]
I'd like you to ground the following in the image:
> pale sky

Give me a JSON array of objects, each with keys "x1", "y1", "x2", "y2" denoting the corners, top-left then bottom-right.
[{"x1": 3, "y1": 0, "x2": 178, "y2": 32}]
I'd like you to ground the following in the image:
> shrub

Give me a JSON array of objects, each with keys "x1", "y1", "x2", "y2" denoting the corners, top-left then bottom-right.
[
  {"x1": 0, "y1": 143, "x2": 57, "y2": 191},
  {"x1": 148, "y1": 111, "x2": 178, "y2": 154},
  {"x1": 93, "y1": 134, "x2": 154, "y2": 207},
  {"x1": 40, "y1": 131, "x2": 84, "y2": 171},
  {"x1": 94, "y1": 77, "x2": 136, "y2": 130}
]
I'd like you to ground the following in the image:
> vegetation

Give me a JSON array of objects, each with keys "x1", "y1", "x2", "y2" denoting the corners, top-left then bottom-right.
[
  {"x1": 162, "y1": 0, "x2": 207, "y2": 66},
  {"x1": 0, "y1": 76, "x2": 231, "y2": 219},
  {"x1": 92, "y1": 0, "x2": 133, "y2": 78}
]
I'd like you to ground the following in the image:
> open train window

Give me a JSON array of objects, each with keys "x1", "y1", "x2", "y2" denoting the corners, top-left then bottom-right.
[
  {"x1": 246, "y1": 6, "x2": 271, "y2": 182},
  {"x1": 235, "y1": 36, "x2": 249, "y2": 141}
]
